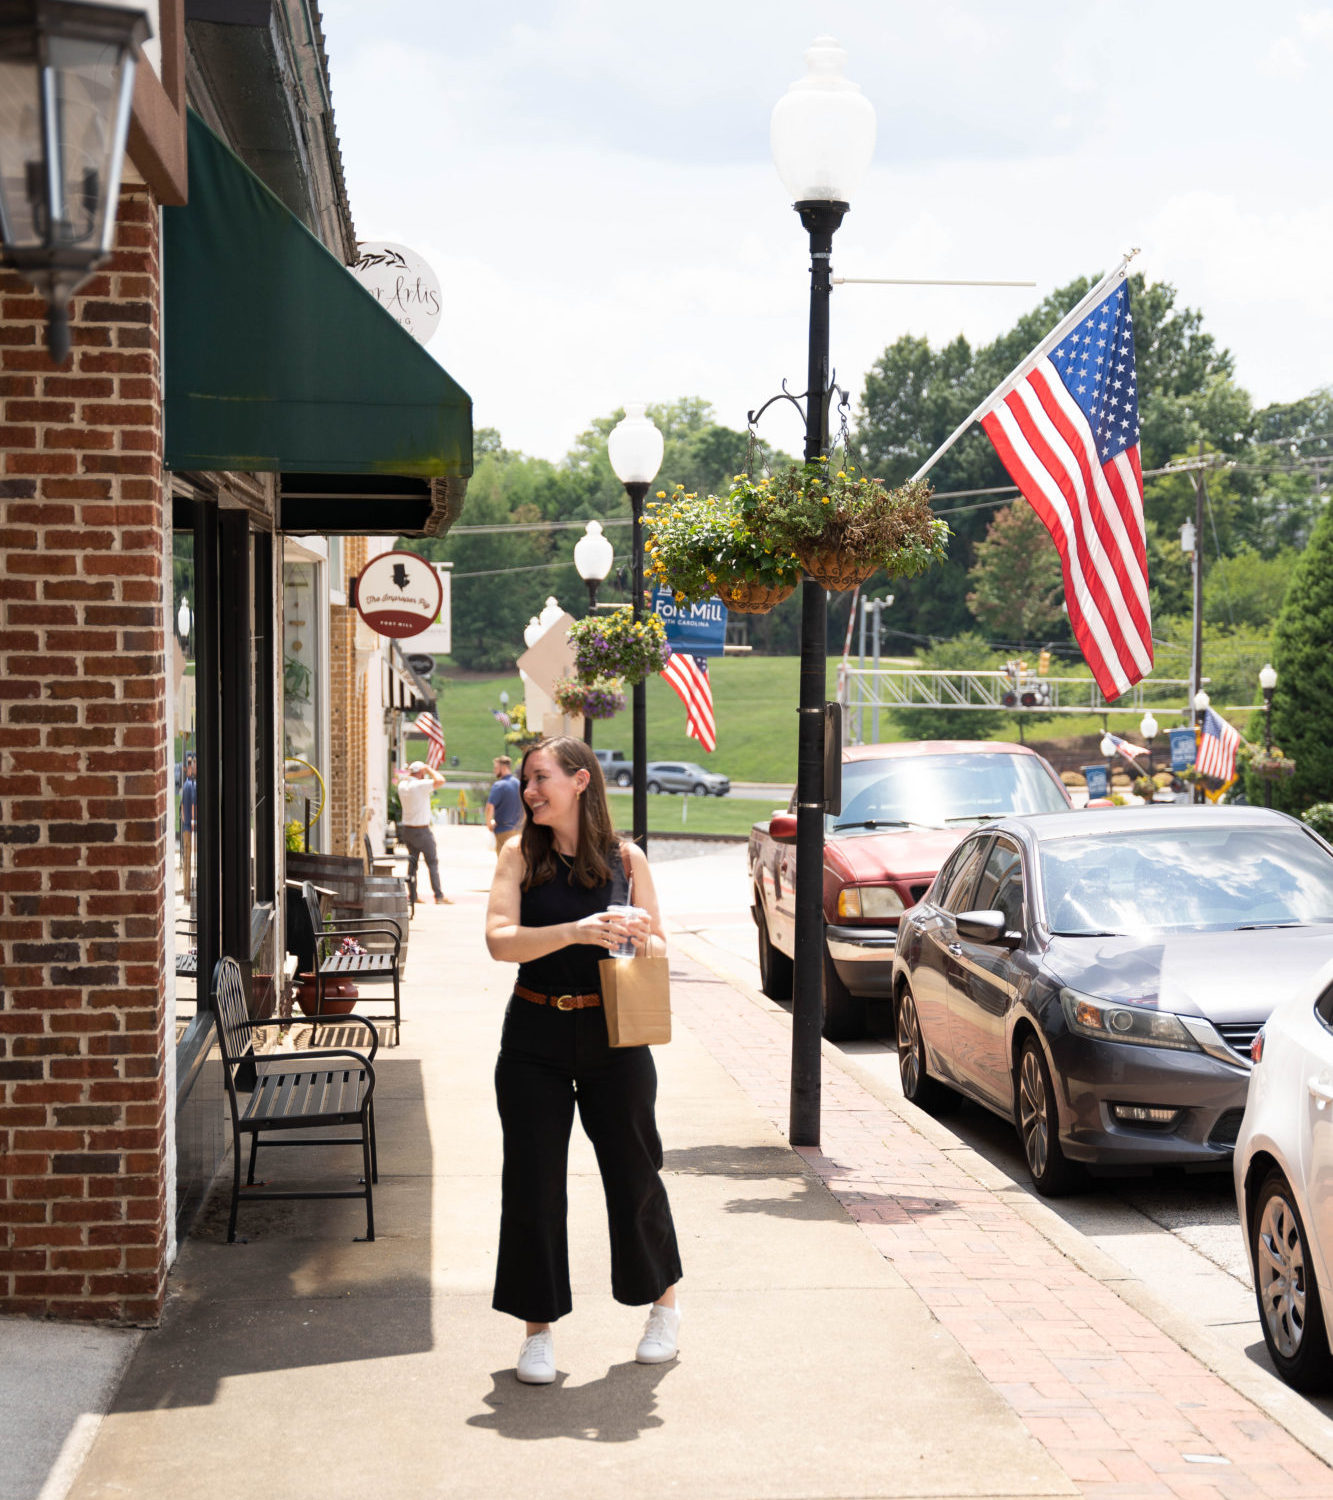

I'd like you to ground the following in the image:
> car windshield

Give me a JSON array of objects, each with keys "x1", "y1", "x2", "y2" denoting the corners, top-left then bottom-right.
[
  {"x1": 831, "y1": 752, "x2": 1067, "y2": 831},
  {"x1": 1040, "y1": 826, "x2": 1333, "y2": 936}
]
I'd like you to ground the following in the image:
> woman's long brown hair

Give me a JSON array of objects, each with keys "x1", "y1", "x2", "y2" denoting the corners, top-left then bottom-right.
[{"x1": 519, "y1": 736, "x2": 620, "y2": 891}]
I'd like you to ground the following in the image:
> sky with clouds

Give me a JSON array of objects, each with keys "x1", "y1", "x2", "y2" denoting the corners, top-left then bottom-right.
[{"x1": 320, "y1": 1, "x2": 1332, "y2": 462}]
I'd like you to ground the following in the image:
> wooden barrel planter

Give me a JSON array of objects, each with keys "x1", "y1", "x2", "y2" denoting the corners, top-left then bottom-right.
[
  {"x1": 286, "y1": 850, "x2": 365, "y2": 919},
  {"x1": 361, "y1": 875, "x2": 412, "y2": 978}
]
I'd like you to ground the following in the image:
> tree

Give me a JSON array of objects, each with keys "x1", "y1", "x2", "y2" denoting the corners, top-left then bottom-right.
[
  {"x1": 1263, "y1": 500, "x2": 1333, "y2": 813},
  {"x1": 966, "y1": 501, "x2": 1066, "y2": 642},
  {"x1": 891, "y1": 633, "x2": 1009, "y2": 742}
]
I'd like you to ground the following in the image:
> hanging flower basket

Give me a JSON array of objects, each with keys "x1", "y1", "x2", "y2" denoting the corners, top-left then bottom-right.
[
  {"x1": 741, "y1": 463, "x2": 949, "y2": 590},
  {"x1": 718, "y1": 577, "x2": 798, "y2": 613},
  {"x1": 553, "y1": 676, "x2": 626, "y2": 720},
  {"x1": 796, "y1": 546, "x2": 877, "y2": 593},
  {"x1": 567, "y1": 609, "x2": 671, "y2": 686},
  {"x1": 643, "y1": 481, "x2": 804, "y2": 615},
  {"x1": 1250, "y1": 754, "x2": 1296, "y2": 780}
]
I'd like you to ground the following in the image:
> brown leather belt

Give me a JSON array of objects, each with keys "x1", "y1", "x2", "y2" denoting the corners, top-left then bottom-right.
[{"x1": 515, "y1": 984, "x2": 601, "y2": 1011}]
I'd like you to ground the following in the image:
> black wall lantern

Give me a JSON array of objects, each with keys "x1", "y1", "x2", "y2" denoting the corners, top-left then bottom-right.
[{"x1": 0, "y1": 1, "x2": 149, "y2": 362}]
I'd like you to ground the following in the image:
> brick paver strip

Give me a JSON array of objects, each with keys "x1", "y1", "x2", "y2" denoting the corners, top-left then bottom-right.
[{"x1": 667, "y1": 952, "x2": 1333, "y2": 1498}]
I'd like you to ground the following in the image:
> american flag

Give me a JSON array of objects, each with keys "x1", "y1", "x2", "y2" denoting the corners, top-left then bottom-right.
[
  {"x1": 413, "y1": 711, "x2": 446, "y2": 770},
  {"x1": 661, "y1": 654, "x2": 716, "y2": 753},
  {"x1": 1197, "y1": 707, "x2": 1240, "y2": 783},
  {"x1": 1104, "y1": 732, "x2": 1148, "y2": 765},
  {"x1": 979, "y1": 278, "x2": 1153, "y2": 701}
]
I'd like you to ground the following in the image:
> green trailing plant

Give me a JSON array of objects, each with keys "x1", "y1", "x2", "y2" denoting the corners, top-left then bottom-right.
[
  {"x1": 1301, "y1": 804, "x2": 1333, "y2": 844},
  {"x1": 742, "y1": 462, "x2": 949, "y2": 578},
  {"x1": 567, "y1": 609, "x2": 671, "y2": 686},
  {"x1": 643, "y1": 481, "x2": 803, "y2": 609}
]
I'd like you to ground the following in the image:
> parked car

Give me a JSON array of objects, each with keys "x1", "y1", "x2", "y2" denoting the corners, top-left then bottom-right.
[
  {"x1": 749, "y1": 741, "x2": 1072, "y2": 1039},
  {"x1": 891, "y1": 805, "x2": 1333, "y2": 1197},
  {"x1": 644, "y1": 760, "x2": 730, "y2": 796},
  {"x1": 1235, "y1": 955, "x2": 1333, "y2": 1391},
  {"x1": 594, "y1": 748, "x2": 633, "y2": 787}
]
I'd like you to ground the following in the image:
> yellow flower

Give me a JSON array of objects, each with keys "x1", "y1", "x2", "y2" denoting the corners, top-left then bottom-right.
[
  {"x1": 656, "y1": 490, "x2": 666, "y2": 498},
  {"x1": 836, "y1": 471, "x2": 846, "y2": 479}
]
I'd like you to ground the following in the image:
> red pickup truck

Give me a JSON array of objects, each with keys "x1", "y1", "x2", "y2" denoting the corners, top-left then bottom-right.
[{"x1": 748, "y1": 741, "x2": 1072, "y2": 1039}]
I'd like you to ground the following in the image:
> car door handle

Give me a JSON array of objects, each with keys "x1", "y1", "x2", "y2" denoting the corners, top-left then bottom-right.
[{"x1": 1310, "y1": 1077, "x2": 1333, "y2": 1108}]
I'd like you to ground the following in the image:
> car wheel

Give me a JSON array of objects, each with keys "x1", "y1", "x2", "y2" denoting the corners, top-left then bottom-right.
[
  {"x1": 616, "y1": 771, "x2": 631, "y2": 787},
  {"x1": 895, "y1": 984, "x2": 959, "y2": 1115},
  {"x1": 756, "y1": 900, "x2": 793, "y2": 1000},
  {"x1": 821, "y1": 946, "x2": 866, "y2": 1041},
  {"x1": 1252, "y1": 1168, "x2": 1333, "y2": 1391},
  {"x1": 646, "y1": 780, "x2": 661, "y2": 794},
  {"x1": 1016, "y1": 1037, "x2": 1079, "y2": 1197},
  {"x1": 692, "y1": 783, "x2": 708, "y2": 797}
]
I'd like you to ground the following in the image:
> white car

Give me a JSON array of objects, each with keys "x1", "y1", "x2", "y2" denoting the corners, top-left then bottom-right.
[{"x1": 1234, "y1": 947, "x2": 1333, "y2": 1391}]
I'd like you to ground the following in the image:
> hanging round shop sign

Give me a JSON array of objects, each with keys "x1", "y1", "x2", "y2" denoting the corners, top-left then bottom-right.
[
  {"x1": 349, "y1": 240, "x2": 442, "y2": 344},
  {"x1": 354, "y1": 550, "x2": 444, "y2": 639}
]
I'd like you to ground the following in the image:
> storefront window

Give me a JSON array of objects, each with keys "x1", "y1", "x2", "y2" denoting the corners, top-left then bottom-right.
[
  {"x1": 282, "y1": 559, "x2": 324, "y2": 852},
  {"x1": 172, "y1": 529, "x2": 198, "y2": 1013}
]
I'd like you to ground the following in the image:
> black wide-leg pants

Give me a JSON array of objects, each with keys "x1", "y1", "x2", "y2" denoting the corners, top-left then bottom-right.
[{"x1": 493, "y1": 996, "x2": 683, "y2": 1324}]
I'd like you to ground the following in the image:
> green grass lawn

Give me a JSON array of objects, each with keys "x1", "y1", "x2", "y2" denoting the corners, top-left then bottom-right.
[{"x1": 409, "y1": 655, "x2": 1190, "y2": 788}]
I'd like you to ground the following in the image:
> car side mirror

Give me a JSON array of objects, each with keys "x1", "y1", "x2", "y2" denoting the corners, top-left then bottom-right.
[
  {"x1": 956, "y1": 909, "x2": 1021, "y2": 947},
  {"x1": 768, "y1": 812, "x2": 798, "y2": 845}
]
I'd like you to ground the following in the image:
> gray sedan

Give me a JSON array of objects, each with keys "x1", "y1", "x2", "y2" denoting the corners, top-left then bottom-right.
[
  {"x1": 644, "y1": 760, "x2": 730, "y2": 796},
  {"x1": 890, "y1": 806, "x2": 1333, "y2": 1196}
]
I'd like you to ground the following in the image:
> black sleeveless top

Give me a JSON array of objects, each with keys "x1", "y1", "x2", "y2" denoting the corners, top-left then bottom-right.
[{"x1": 516, "y1": 844, "x2": 630, "y2": 996}]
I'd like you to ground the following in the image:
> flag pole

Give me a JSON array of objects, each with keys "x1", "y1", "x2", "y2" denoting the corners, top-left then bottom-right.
[{"x1": 909, "y1": 250, "x2": 1140, "y2": 483}]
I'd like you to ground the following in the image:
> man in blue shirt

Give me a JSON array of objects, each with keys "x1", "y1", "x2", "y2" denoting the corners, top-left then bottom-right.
[{"x1": 485, "y1": 755, "x2": 523, "y2": 852}]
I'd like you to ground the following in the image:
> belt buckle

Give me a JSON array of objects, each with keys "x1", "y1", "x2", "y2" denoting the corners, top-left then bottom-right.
[{"x1": 554, "y1": 994, "x2": 574, "y2": 1011}]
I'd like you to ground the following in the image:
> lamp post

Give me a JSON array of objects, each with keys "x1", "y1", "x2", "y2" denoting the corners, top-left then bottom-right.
[
  {"x1": 1140, "y1": 710, "x2": 1159, "y2": 787},
  {"x1": 1193, "y1": 690, "x2": 1210, "y2": 804},
  {"x1": 770, "y1": 36, "x2": 876, "y2": 1148},
  {"x1": 607, "y1": 404, "x2": 664, "y2": 851},
  {"x1": 0, "y1": 2, "x2": 150, "y2": 362},
  {"x1": 1259, "y1": 663, "x2": 1278, "y2": 808},
  {"x1": 1099, "y1": 733, "x2": 1117, "y2": 798},
  {"x1": 573, "y1": 521, "x2": 615, "y2": 746}
]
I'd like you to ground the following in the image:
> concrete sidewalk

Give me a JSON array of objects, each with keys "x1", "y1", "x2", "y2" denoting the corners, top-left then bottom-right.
[{"x1": 10, "y1": 825, "x2": 1333, "y2": 1499}]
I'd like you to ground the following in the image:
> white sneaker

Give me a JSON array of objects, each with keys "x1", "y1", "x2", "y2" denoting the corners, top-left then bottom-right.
[
  {"x1": 516, "y1": 1328, "x2": 555, "y2": 1384},
  {"x1": 635, "y1": 1302, "x2": 680, "y2": 1364}
]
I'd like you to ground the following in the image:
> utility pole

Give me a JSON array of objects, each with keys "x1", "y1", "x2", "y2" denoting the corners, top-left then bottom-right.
[{"x1": 1190, "y1": 442, "x2": 1207, "y2": 804}]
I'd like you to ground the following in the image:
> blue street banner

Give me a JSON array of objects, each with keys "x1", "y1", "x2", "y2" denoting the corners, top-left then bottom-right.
[
  {"x1": 1169, "y1": 726, "x2": 1197, "y2": 772},
  {"x1": 652, "y1": 588, "x2": 727, "y2": 657},
  {"x1": 1083, "y1": 765, "x2": 1110, "y2": 800}
]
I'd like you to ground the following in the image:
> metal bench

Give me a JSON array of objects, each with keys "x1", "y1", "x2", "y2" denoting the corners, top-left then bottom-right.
[
  {"x1": 212, "y1": 955, "x2": 379, "y2": 1242},
  {"x1": 294, "y1": 880, "x2": 404, "y2": 1036}
]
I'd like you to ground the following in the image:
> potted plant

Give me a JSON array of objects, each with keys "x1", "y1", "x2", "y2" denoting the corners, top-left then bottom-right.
[
  {"x1": 503, "y1": 703, "x2": 544, "y2": 752},
  {"x1": 643, "y1": 481, "x2": 803, "y2": 613},
  {"x1": 567, "y1": 608, "x2": 671, "y2": 686},
  {"x1": 742, "y1": 462, "x2": 948, "y2": 592},
  {"x1": 294, "y1": 935, "x2": 364, "y2": 1017},
  {"x1": 553, "y1": 676, "x2": 626, "y2": 720}
]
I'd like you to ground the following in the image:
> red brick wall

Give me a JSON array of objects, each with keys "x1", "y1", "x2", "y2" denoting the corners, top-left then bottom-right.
[{"x1": 0, "y1": 186, "x2": 170, "y2": 1323}]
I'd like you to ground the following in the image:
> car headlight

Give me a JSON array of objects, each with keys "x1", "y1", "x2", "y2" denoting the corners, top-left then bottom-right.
[
  {"x1": 1059, "y1": 987, "x2": 1201, "y2": 1052},
  {"x1": 837, "y1": 886, "x2": 906, "y2": 920}
]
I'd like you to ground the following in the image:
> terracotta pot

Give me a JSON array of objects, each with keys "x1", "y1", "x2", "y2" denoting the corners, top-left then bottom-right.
[
  {"x1": 718, "y1": 577, "x2": 798, "y2": 614},
  {"x1": 294, "y1": 973, "x2": 359, "y2": 1017},
  {"x1": 797, "y1": 545, "x2": 876, "y2": 593}
]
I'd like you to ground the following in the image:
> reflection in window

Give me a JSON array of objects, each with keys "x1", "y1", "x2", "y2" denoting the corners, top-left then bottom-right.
[
  {"x1": 282, "y1": 560, "x2": 323, "y2": 851},
  {"x1": 1041, "y1": 828, "x2": 1333, "y2": 936},
  {"x1": 834, "y1": 753, "x2": 1068, "y2": 830},
  {"x1": 172, "y1": 528, "x2": 198, "y2": 1016}
]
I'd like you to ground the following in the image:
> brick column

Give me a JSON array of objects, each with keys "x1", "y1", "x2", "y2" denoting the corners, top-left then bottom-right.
[{"x1": 0, "y1": 186, "x2": 170, "y2": 1323}]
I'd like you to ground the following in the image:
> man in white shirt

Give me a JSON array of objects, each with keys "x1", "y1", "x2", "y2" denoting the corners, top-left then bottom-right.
[{"x1": 396, "y1": 760, "x2": 450, "y2": 904}]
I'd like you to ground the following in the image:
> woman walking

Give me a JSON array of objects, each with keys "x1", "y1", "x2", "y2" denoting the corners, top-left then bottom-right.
[{"x1": 484, "y1": 736, "x2": 682, "y2": 1385}]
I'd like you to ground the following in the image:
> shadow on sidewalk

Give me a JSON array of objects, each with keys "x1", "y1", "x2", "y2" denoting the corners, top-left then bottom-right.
[
  {"x1": 467, "y1": 1362, "x2": 675, "y2": 1443},
  {"x1": 108, "y1": 1057, "x2": 434, "y2": 1412}
]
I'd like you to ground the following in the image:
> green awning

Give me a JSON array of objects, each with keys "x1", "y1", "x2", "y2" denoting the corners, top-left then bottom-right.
[{"x1": 163, "y1": 110, "x2": 472, "y2": 484}]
